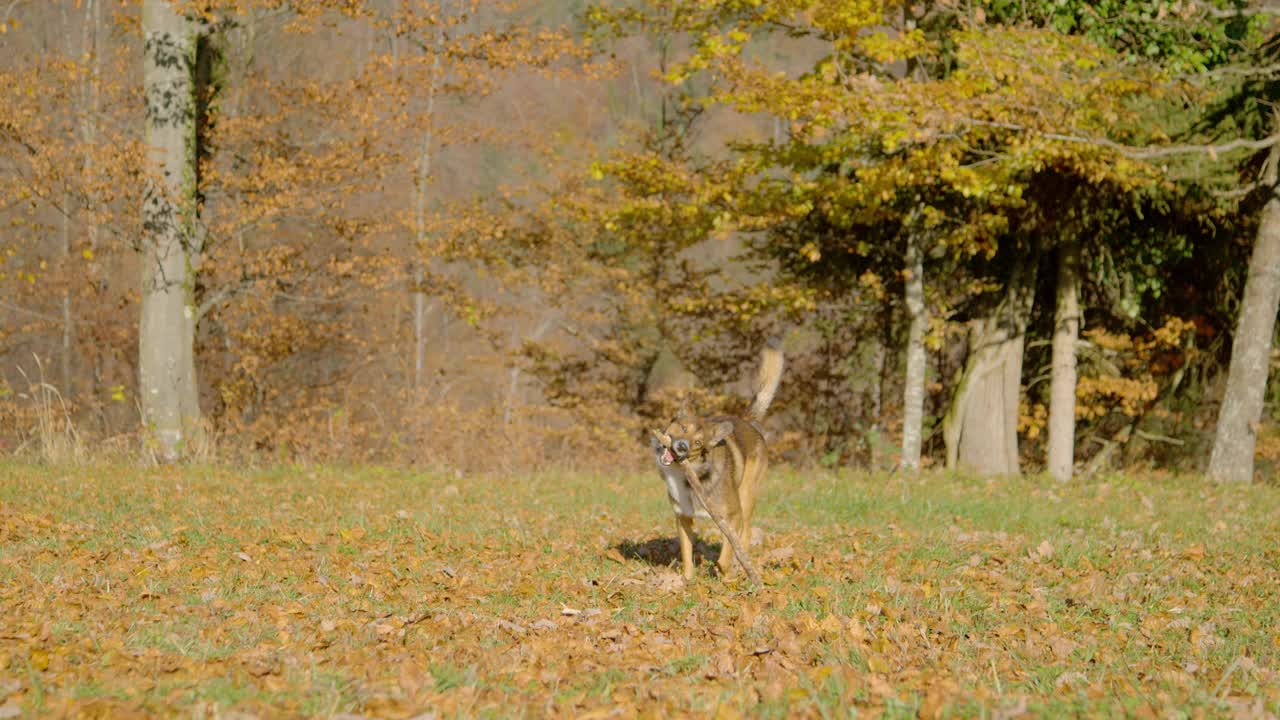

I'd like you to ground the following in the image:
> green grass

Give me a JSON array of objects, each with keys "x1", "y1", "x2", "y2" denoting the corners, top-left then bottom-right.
[{"x1": 0, "y1": 463, "x2": 1277, "y2": 717}]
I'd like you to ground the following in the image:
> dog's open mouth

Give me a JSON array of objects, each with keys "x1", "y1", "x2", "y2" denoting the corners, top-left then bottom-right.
[{"x1": 660, "y1": 447, "x2": 675, "y2": 466}]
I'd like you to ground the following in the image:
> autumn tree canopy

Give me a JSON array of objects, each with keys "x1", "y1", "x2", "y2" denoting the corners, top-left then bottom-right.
[{"x1": 1, "y1": 0, "x2": 1279, "y2": 479}]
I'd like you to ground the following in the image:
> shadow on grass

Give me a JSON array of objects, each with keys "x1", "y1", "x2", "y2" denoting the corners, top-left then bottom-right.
[{"x1": 614, "y1": 535, "x2": 722, "y2": 571}]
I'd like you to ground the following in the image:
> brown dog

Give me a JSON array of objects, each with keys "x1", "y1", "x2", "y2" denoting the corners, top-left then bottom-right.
[{"x1": 650, "y1": 341, "x2": 783, "y2": 579}]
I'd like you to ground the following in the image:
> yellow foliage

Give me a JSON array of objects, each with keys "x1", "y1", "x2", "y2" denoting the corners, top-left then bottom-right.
[{"x1": 1076, "y1": 319, "x2": 1197, "y2": 420}]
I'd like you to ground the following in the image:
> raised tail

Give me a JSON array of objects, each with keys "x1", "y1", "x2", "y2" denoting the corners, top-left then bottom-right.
[{"x1": 746, "y1": 338, "x2": 784, "y2": 422}]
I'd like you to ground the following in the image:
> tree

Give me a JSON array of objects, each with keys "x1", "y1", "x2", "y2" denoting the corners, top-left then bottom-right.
[
  {"x1": 1045, "y1": 237, "x2": 1081, "y2": 481},
  {"x1": 1209, "y1": 139, "x2": 1280, "y2": 482},
  {"x1": 587, "y1": 2, "x2": 1179, "y2": 474},
  {"x1": 977, "y1": 0, "x2": 1262, "y2": 480},
  {"x1": 1203, "y1": 25, "x2": 1280, "y2": 482},
  {"x1": 140, "y1": 0, "x2": 205, "y2": 460},
  {"x1": 901, "y1": 218, "x2": 927, "y2": 471}
]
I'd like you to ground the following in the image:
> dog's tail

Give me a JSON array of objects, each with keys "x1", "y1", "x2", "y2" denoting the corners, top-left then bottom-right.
[{"x1": 746, "y1": 338, "x2": 784, "y2": 423}]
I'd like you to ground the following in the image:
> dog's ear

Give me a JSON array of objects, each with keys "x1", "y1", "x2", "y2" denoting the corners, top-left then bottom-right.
[{"x1": 709, "y1": 421, "x2": 734, "y2": 447}]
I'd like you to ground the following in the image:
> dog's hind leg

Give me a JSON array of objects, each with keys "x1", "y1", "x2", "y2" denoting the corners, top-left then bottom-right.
[{"x1": 739, "y1": 454, "x2": 766, "y2": 557}]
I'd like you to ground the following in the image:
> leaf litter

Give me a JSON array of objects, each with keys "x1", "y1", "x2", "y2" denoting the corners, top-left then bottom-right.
[{"x1": 0, "y1": 465, "x2": 1277, "y2": 717}]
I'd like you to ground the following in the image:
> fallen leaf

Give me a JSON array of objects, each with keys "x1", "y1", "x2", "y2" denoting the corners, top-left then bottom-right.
[
  {"x1": 918, "y1": 682, "x2": 956, "y2": 720},
  {"x1": 1056, "y1": 671, "x2": 1088, "y2": 689},
  {"x1": 497, "y1": 619, "x2": 526, "y2": 636},
  {"x1": 993, "y1": 696, "x2": 1029, "y2": 720},
  {"x1": 1048, "y1": 635, "x2": 1078, "y2": 660},
  {"x1": 866, "y1": 654, "x2": 890, "y2": 673},
  {"x1": 1036, "y1": 540, "x2": 1054, "y2": 560},
  {"x1": 761, "y1": 546, "x2": 795, "y2": 566}
]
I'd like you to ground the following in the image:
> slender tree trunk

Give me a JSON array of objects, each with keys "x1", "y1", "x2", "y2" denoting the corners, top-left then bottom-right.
[
  {"x1": 1209, "y1": 146, "x2": 1280, "y2": 483},
  {"x1": 58, "y1": 0, "x2": 75, "y2": 398},
  {"x1": 504, "y1": 315, "x2": 556, "y2": 425},
  {"x1": 140, "y1": 0, "x2": 202, "y2": 460},
  {"x1": 230, "y1": 6, "x2": 255, "y2": 255},
  {"x1": 901, "y1": 229, "x2": 927, "y2": 471},
  {"x1": 411, "y1": 39, "x2": 440, "y2": 392},
  {"x1": 82, "y1": 0, "x2": 102, "y2": 402},
  {"x1": 411, "y1": 129, "x2": 430, "y2": 391},
  {"x1": 867, "y1": 326, "x2": 887, "y2": 469},
  {"x1": 944, "y1": 250, "x2": 1039, "y2": 475},
  {"x1": 1046, "y1": 238, "x2": 1081, "y2": 481},
  {"x1": 61, "y1": 203, "x2": 73, "y2": 397}
]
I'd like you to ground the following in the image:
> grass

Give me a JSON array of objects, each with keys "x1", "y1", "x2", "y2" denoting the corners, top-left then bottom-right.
[{"x1": 0, "y1": 463, "x2": 1277, "y2": 717}]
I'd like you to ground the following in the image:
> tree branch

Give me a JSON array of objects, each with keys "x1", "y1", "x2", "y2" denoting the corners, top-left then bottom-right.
[
  {"x1": 1196, "y1": 2, "x2": 1280, "y2": 18},
  {"x1": 965, "y1": 119, "x2": 1280, "y2": 159},
  {"x1": 678, "y1": 460, "x2": 763, "y2": 587},
  {"x1": 0, "y1": 299, "x2": 57, "y2": 322}
]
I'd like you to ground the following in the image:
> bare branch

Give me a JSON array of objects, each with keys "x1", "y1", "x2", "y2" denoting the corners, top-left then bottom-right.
[
  {"x1": 1195, "y1": 1, "x2": 1280, "y2": 18},
  {"x1": 965, "y1": 119, "x2": 1280, "y2": 159},
  {"x1": 0, "y1": 299, "x2": 57, "y2": 322},
  {"x1": 678, "y1": 460, "x2": 763, "y2": 587},
  {"x1": 1212, "y1": 181, "x2": 1262, "y2": 198},
  {"x1": 1182, "y1": 62, "x2": 1280, "y2": 82}
]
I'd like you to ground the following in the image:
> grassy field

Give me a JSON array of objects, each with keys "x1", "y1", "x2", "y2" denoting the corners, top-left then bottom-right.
[{"x1": 0, "y1": 463, "x2": 1277, "y2": 718}]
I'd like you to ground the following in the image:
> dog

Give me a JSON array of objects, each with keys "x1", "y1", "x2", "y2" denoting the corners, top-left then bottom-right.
[{"x1": 649, "y1": 340, "x2": 783, "y2": 579}]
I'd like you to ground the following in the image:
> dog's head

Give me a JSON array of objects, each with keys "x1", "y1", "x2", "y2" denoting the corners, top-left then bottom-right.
[{"x1": 650, "y1": 414, "x2": 734, "y2": 467}]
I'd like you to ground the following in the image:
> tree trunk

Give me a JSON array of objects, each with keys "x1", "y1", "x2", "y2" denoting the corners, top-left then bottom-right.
[
  {"x1": 61, "y1": 200, "x2": 74, "y2": 398},
  {"x1": 944, "y1": 250, "x2": 1038, "y2": 475},
  {"x1": 1208, "y1": 147, "x2": 1280, "y2": 483},
  {"x1": 900, "y1": 229, "x2": 927, "y2": 472},
  {"x1": 504, "y1": 315, "x2": 556, "y2": 425},
  {"x1": 1046, "y1": 238, "x2": 1082, "y2": 481},
  {"x1": 82, "y1": 0, "x2": 102, "y2": 402},
  {"x1": 58, "y1": 0, "x2": 77, "y2": 399},
  {"x1": 411, "y1": 35, "x2": 440, "y2": 393},
  {"x1": 866, "y1": 323, "x2": 887, "y2": 469},
  {"x1": 140, "y1": 0, "x2": 202, "y2": 461}
]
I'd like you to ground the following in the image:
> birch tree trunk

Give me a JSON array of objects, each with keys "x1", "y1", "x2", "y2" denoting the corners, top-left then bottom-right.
[
  {"x1": 140, "y1": 0, "x2": 202, "y2": 460},
  {"x1": 943, "y1": 251, "x2": 1038, "y2": 476},
  {"x1": 1208, "y1": 145, "x2": 1280, "y2": 483},
  {"x1": 900, "y1": 229, "x2": 927, "y2": 471},
  {"x1": 1046, "y1": 238, "x2": 1081, "y2": 481}
]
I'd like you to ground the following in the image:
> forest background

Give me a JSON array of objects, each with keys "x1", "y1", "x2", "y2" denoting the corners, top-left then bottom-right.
[{"x1": 3, "y1": 0, "x2": 1280, "y2": 484}]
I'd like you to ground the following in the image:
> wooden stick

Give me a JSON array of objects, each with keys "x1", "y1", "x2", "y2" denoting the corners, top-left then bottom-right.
[{"x1": 679, "y1": 460, "x2": 763, "y2": 588}]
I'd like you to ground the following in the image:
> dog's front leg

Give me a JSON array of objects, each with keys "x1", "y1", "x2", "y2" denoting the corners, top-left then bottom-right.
[{"x1": 676, "y1": 514, "x2": 695, "y2": 579}]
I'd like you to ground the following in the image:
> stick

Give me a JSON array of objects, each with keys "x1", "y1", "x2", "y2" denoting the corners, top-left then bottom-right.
[{"x1": 679, "y1": 460, "x2": 763, "y2": 588}]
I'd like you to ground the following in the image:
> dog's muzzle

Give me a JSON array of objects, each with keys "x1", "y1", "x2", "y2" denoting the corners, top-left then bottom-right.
[
  {"x1": 659, "y1": 447, "x2": 675, "y2": 466},
  {"x1": 659, "y1": 439, "x2": 690, "y2": 466},
  {"x1": 653, "y1": 426, "x2": 691, "y2": 466}
]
